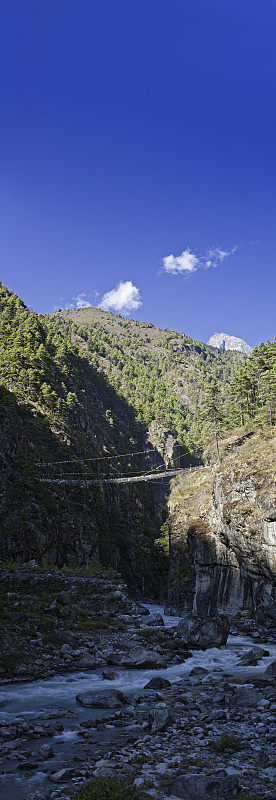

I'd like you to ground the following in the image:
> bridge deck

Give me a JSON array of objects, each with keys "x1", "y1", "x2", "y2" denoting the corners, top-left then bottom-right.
[{"x1": 36, "y1": 466, "x2": 203, "y2": 486}]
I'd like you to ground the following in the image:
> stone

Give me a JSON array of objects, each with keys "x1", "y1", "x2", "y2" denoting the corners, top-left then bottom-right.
[
  {"x1": 102, "y1": 669, "x2": 115, "y2": 680},
  {"x1": 150, "y1": 704, "x2": 172, "y2": 733},
  {"x1": 232, "y1": 686, "x2": 263, "y2": 707},
  {"x1": 144, "y1": 676, "x2": 171, "y2": 689},
  {"x1": 256, "y1": 749, "x2": 270, "y2": 767},
  {"x1": 18, "y1": 760, "x2": 38, "y2": 770},
  {"x1": 265, "y1": 660, "x2": 276, "y2": 676},
  {"x1": 138, "y1": 606, "x2": 150, "y2": 616},
  {"x1": 37, "y1": 744, "x2": 54, "y2": 759},
  {"x1": 177, "y1": 614, "x2": 230, "y2": 648},
  {"x1": 93, "y1": 764, "x2": 116, "y2": 778},
  {"x1": 121, "y1": 647, "x2": 167, "y2": 669},
  {"x1": 173, "y1": 773, "x2": 239, "y2": 799},
  {"x1": 76, "y1": 689, "x2": 126, "y2": 708},
  {"x1": 189, "y1": 667, "x2": 210, "y2": 677},
  {"x1": 237, "y1": 647, "x2": 269, "y2": 666},
  {"x1": 107, "y1": 652, "x2": 125, "y2": 666},
  {"x1": 77, "y1": 654, "x2": 101, "y2": 669},
  {"x1": 49, "y1": 768, "x2": 76, "y2": 782}
]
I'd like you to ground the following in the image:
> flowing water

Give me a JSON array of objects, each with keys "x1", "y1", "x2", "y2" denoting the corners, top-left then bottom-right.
[{"x1": 0, "y1": 604, "x2": 275, "y2": 800}]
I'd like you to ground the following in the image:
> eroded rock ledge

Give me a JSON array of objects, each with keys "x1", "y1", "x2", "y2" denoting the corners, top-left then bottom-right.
[{"x1": 167, "y1": 431, "x2": 276, "y2": 627}]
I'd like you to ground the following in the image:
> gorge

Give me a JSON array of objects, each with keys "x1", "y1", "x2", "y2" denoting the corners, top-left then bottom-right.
[{"x1": 0, "y1": 284, "x2": 275, "y2": 800}]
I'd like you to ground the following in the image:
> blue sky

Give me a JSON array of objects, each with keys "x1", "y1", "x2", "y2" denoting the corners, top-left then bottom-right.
[{"x1": 0, "y1": 0, "x2": 275, "y2": 347}]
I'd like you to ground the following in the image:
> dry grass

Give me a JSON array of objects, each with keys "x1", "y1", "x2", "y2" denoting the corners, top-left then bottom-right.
[{"x1": 169, "y1": 428, "x2": 275, "y2": 543}]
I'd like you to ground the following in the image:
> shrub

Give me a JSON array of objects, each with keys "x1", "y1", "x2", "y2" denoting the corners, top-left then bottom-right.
[
  {"x1": 210, "y1": 734, "x2": 242, "y2": 754},
  {"x1": 73, "y1": 777, "x2": 151, "y2": 800}
]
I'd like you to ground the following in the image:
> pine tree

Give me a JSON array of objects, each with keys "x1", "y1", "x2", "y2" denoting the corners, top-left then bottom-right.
[{"x1": 202, "y1": 381, "x2": 223, "y2": 464}]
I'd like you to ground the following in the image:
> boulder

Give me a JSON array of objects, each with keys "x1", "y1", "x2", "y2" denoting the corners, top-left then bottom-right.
[
  {"x1": 144, "y1": 676, "x2": 171, "y2": 689},
  {"x1": 107, "y1": 652, "x2": 125, "y2": 666},
  {"x1": 138, "y1": 605, "x2": 150, "y2": 615},
  {"x1": 37, "y1": 744, "x2": 54, "y2": 760},
  {"x1": 76, "y1": 689, "x2": 125, "y2": 708},
  {"x1": 257, "y1": 749, "x2": 270, "y2": 768},
  {"x1": 189, "y1": 667, "x2": 209, "y2": 677},
  {"x1": 49, "y1": 768, "x2": 76, "y2": 783},
  {"x1": 237, "y1": 647, "x2": 269, "y2": 666},
  {"x1": 232, "y1": 686, "x2": 263, "y2": 707},
  {"x1": 150, "y1": 703, "x2": 172, "y2": 733},
  {"x1": 177, "y1": 614, "x2": 230, "y2": 648},
  {"x1": 121, "y1": 647, "x2": 167, "y2": 669},
  {"x1": 102, "y1": 669, "x2": 115, "y2": 680},
  {"x1": 93, "y1": 759, "x2": 116, "y2": 778},
  {"x1": 265, "y1": 659, "x2": 276, "y2": 677},
  {"x1": 77, "y1": 654, "x2": 104, "y2": 669},
  {"x1": 173, "y1": 773, "x2": 239, "y2": 799}
]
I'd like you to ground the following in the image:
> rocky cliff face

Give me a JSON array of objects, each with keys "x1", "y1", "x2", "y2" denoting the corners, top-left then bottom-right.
[
  {"x1": 0, "y1": 388, "x2": 169, "y2": 597},
  {"x1": 167, "y1": 431, "x2": 276, "y2": 625},
  {"x1": 208, "y1": 332, "x2": 252, "y2": 354}
]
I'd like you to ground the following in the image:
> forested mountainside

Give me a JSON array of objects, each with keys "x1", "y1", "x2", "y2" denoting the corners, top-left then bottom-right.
[
  {"x1": 54, "y1": 305, "x2": 246, "y2": 455},
  {"x1": 0, "y1": 282, "x2": 275, "y2": 587},
  {"x1": 0, "y1": 282, "x2": 245, "y2": 464}
]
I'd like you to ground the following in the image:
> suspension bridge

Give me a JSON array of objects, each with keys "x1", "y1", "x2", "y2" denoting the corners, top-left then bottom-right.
[
  {"x1": 34, "y1": 444, "x2": 203, "y2": 486},
  {"x1": 35, "y1": 466, "x2": 203, "y2": 486}
]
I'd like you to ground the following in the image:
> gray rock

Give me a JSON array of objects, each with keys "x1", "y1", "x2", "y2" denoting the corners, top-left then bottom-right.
[
  {"x1": 138, "y1": 606, "x2": 150, "y2": 615},
  {"x1": 37, "y1": 744, "x2": 54, "y2": 759},
  {"x1": 189, "y1": 667, "x2": 210, "y2": 677},
  {"x1": 107, "y1": 652, "x2": 125, "y2": 666},
  {"x1": 177, "y1": 614, "x2": 230, "y2": 648},
  {"x1": 49, "y1": 768, "x2": 76, "y2": 782},
  {"x1": 102, "y1": 669, "x2": 115, "y2": 680},
  {"x1": 77, "y1": 654, "x2": 102, "y2": 669},
  {"x1": 93, "y1": 765, "x2": 116, "y2": 777},
  {"x1": 76, "y1": 689, "x2": 125, "y2": 708},
  {"x1": 144, "y1": 676, "x2": 171, "y2": 689},
  {"x1": 93, "y1": 759, "x2": 116, "y2": 778},
  {"x1": 232, "y1": 686, "x2": 263, "y2": 707},
  {"x1": 173, "y1": 773, "x2": 239, "y2": 799},
  {"x1": 265, "y1": 659, "x2": 276, "y2": 676},
  {"x1": 256, "y1": 749, "x2": 270, "y2": 767},
  {"x1": 151, "y1": 703, "x2": 172, "y2": 733},
  {"x1": 237, "y1": 647, "x2": 269, "y2": 666},
  {"x1": 121, "y1": 647, "x2": 167, "y2": 669}
]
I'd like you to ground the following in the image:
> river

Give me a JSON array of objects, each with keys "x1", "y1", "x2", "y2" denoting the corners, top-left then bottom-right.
[{"x1": 0, "y1": 604, "x2": 275, "y2": 800}]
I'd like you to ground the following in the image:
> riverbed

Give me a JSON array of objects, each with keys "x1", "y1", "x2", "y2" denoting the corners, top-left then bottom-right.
[{"x1": 0, "y1": 604, "x2": 275, "y2": 800}]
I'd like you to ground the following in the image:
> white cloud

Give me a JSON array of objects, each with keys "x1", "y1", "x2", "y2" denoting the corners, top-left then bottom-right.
[
  {"x1": 163, "y1": 248, "x2": 199, "y2": 274},
  {"x1": 73, "y1": 293, "x2": 91, "y2": 308},
  {"x1": 98, "y1": 281, "x2": 142, "y2": 315},
  {"x1": 163, "y1": 244, "x2": 238, "y2": 276},
  {"x1": 205, "y1": 245, "x2": 238, "y2": 269}
]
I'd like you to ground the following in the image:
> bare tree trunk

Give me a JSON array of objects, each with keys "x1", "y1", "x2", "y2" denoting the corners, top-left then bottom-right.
[
  {"x1": 269, "y1": 399, "x2": 273, "y2": 436},
  {"x1": 214, "y1": 417, "x2": 221, "y2": 464}
]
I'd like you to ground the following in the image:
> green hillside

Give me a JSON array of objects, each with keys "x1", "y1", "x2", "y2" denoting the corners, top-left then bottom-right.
[
  {"x1": 1, "y1": 283, "x2": 274, "y2": 473},
  {"x1": 53, "y1": 305, "x2": 245, "y2": 456},
  {"x1": 0, "y1": 282, "x2": 274, "y2": 578}
]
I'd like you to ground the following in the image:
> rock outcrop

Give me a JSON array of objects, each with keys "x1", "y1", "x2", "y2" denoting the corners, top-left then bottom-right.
[
  {"x1": 208, "y1": 332, "x2": 252, "y2": 354},
  {"x1": 167, "y1": 431, "x2": 276, "y2": 625}
]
